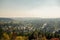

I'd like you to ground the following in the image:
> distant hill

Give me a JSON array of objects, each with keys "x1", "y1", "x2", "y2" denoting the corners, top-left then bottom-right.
[{"x1": 0, "y1": 18, "x2": 13, "y2": 22}]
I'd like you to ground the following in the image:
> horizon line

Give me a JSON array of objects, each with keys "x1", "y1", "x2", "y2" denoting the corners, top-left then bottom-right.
[{"x1": 0, "y1": 17, "x2": 60, "y2": 19}]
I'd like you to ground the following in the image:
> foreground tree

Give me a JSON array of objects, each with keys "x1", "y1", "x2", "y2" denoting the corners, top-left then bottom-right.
[{"x1": 0, "y1": 26, "x2": 3, "y2": 39}]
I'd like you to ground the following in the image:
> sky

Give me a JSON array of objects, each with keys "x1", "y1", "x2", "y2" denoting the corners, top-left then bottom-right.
[{"x1": 0, "y1": 0, "x2": 60, "y2": 18}]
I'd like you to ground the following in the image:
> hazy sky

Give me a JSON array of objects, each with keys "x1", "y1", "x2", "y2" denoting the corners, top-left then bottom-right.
[{"x1": 0, "y1": 0, "x2": 60, "y2": 18}]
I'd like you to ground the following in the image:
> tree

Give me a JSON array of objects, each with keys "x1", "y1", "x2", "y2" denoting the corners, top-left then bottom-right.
[{"x1": 0, "y1": 26, "x2": 3, "y2": 39}]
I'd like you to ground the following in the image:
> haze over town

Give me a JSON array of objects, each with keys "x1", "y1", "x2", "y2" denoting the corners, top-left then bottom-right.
[{"x1": 0, "y1": 0, "x2": 60, "y2": 18}]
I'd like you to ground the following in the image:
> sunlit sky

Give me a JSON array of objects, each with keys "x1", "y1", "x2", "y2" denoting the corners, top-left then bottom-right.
[{"x1": 0, "y1": 0, "x2": 60, "y2": 18}]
